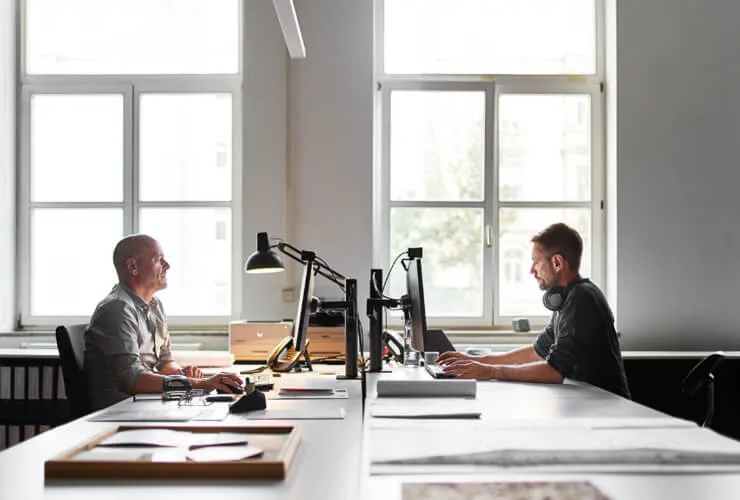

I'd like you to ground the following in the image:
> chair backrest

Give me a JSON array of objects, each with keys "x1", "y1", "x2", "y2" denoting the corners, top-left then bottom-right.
[
  {"x1": 681, "y1": 351, "x2": 725, "y2": 427},
  {"x1": 55, "y1": 324, "x2": 91, "y2": 420}
]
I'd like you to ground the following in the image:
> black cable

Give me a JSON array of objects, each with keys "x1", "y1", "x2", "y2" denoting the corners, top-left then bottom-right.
[
  {"x1": 380, "y1": 250, "x2": 408, "y2": 333},
  {"x1": 381, "y1": 251, "x2": 407, "y2": 295},
  {"x1": 357, "y1": 318, "x2": 367, "y2": 412}
]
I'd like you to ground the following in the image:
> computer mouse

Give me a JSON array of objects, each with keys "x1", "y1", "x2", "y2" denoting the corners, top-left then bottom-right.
[{"x1": 217, "y1": 383, "x2": 245, "y2": 395}]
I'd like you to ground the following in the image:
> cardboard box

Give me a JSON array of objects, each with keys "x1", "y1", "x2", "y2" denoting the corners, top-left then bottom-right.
[{"x1": 229, "y1": 321, "x2": 292, "y2": 362}]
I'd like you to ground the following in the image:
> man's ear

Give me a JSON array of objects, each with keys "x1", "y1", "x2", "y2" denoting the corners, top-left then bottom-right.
[
  {"x1": 551, "y1": 254, "x2": 566, "y2": 272},
  {"x1": 126, "y1": 257, "x2": 138, "y2": 276}
]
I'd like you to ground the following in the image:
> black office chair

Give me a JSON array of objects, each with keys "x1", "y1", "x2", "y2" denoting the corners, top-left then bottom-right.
[
  {"x1": 55, "y1": 324, "x2": 92, "y2": 420},
  {"x1": 681, "y1": 351, "x2": 725, "y2": 427}
]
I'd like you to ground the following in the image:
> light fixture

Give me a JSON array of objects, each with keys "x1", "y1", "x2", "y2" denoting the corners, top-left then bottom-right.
[
  {"x1": 244, "y1": 233, "x2": 284, "y2": 274},
  {"x1": 272, "y1": 0, "x2": 306, "y2": 59},
  {"x1": 246, "y1": 232, "x2": 360, "y2": 379}
]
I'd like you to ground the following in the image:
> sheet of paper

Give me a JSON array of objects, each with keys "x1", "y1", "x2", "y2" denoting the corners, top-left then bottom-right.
[
  {"x1": 244, "y1": 408, "x2": 346, "y2": 420},
  {"x1": 98, "y1": 429, "x2": 191, "y2": 447},
  {"x1": 277, "y1": 374, "x2": 337, "y2": 392},
  {"x1": 370, "y1": 401, "x2": 482, "y2": 419},
  {"x1": 369, "y1": 422, "x2": 740, "y2": 467},
  {"x1": 402, "y1": 481, "x2": 611, "y2": 500},
  {"x1": 186, "y1": 445, "x2": 263, "y2": 462},
  {"x1": 267, "y1": 388, "x2": 349, "y2": 400},
  {"x1": 188, "y1": 432, "x2": 250, "y2": 449},
  {"x1": 88, "y1": 408, "x2": 201, "y2": 422}
]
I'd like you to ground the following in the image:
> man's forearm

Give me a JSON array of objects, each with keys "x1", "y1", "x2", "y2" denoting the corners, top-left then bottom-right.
[
  {"x1": 482, "y1": 345, "x2": 542, "y2": 365},
  {"x1": 132, "y1": 371, "x2": 168, "y2": 394},
  {"x1": 494, "y1": 360, "x2": 564, "y2": 384},
  {"x1": 159, "y1": 361, "x2": 183, "y2": 375}
]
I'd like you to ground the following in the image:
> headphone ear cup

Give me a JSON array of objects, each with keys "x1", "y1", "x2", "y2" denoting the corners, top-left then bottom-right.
[{"x1": 543, "y1": 287, "x2": 566, "y2": 311}]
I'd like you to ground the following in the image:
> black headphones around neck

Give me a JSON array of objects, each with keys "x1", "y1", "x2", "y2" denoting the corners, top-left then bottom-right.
[
  {"x1": 542, "y1": 286, "x2": 568, "y2": 311},
  {"x1": 542, "y1": 278, "x2": 588, "y2": 312}
]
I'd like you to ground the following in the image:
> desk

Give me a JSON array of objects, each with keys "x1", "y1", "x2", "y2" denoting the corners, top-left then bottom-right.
[
  {"x1": 4, "y1": 367, "x2": 740, "y2": 500},
  {"x1": 361, "y1": 369, "x2": 740, "y2": 500},
  {"x1": 0, "y1": 374, "x2": 364, "y2": 500}
]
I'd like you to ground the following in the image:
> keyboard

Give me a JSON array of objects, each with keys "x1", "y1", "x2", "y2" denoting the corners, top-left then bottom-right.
[{"x1": 425, "y1": 363, "x2": 457, "y2": 379}]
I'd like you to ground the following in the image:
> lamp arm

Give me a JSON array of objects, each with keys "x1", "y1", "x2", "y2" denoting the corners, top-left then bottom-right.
[{"x1": 275, "y1": 241, "x2": 346, "y2": 290}]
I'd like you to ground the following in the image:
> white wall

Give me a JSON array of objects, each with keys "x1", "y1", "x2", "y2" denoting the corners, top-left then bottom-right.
[
  {"x1": 616, "y1": 0, "x2": 740, "y2": 349},
  {"x1": 0, "y1": 0, "x2": 16, "y2": 331},
  {"x1": 240, "y1": 0, "x2": 373, "y2": 325},
  {"x1": 240, "y1": 0, "x2": 293, "y2": 322},
  {"x1": 289, "y1": 0, "x2": 373, "y2": 307}
]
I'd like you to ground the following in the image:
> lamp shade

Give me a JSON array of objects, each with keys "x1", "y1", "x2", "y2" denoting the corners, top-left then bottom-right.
[
  {"x1": 245, "y1": 232, "x2": 284, "y2": 274},
  {"x1": 245, "y1": 249, "x2": 284, "y2": 274}
]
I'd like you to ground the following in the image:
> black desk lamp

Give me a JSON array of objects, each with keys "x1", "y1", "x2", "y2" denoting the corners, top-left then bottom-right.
[{"x1": 245, "y1": 232, "x2": 360, "y2": 379}]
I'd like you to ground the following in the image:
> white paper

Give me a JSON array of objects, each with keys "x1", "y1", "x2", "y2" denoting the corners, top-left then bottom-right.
[
  {"x1": 98, "y1": 429, "x2": 191, "y2": 447},
  {"x1": 370, "y1": 401, "x2": 481, "y2": 419},
  {"x1": 267, "y1": 388, "x2": 349, "y2": 400},
  {"x1": 186, "y1": 445, "x2": 263, "y2": 462},
  {"x1": 277, "y1": 374, "x2": 337, "y2": 392},
  {"x1": 244, "y1": 408, "x2": 346, "y2": 420},
  {"x1": 369, "y1": 422, "x2": 740, "y2": 467},
  {"x1": 88, "y1": 408, "x2": 200, "y2": 422}
]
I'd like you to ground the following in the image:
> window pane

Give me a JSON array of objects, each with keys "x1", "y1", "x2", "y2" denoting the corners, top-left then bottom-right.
[
  {"x1": 499, "y1": 95, "x2": 591, "y2": 202},
  {"x1": 391, "y1": 91, "x2": 484, "y2": 201},
  {"x1": 385, "y1": 0, "x2": 595, "y2": 75},
  {"x1": 498, "y1": 208, "x2": 591, "y2": 317},
  {"x1": 139, "y1": 208, "x2": 231, "y2": 316},
  {"x1": 390, "y1": 207, "x2": 483, "y2": 317},
  {"x1": 26, "y1": 0, "x2": 239, "y2": 75},
  {"x1": 140, "y1": 94, "x2": 232, "y2": 202},
  {"x1": 31, "y1": 94, "x2": 123, "y2": 202},
  {"x1": 31, "y1": 209, "x2": 122, "y2": 316}
]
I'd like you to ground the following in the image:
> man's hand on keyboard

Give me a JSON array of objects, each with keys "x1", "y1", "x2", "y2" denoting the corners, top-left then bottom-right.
[
  {"x1": 436, "y1": 351, "x2": 473, "y2": 365},
  {"x1": 442, "y1": 359, "x2": 496, "y2": 380}
]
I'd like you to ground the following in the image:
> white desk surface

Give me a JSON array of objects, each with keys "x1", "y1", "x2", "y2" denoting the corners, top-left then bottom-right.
[
  {"x1": 4, "y1": 366, "x2": 740, "y2": 500},
  {"x1": 361, "y1": 368, "x2": 740, "y2": 500},
  {"x1": 0, "y1": 373, "x2": 364, "y2": 500}
]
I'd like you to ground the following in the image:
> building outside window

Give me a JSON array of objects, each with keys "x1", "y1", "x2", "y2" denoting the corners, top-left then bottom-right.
[
  {"x1": 17, "y1": 0, "x2": 242, "y2": 328},
  {"x1": 375, "y1": 0, "x2": 604, "y2": 328}
]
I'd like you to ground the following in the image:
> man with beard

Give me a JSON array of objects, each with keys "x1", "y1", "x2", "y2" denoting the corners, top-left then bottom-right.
[
  {"x1": 85, "y1": 234, "x2": 243, "y2": 410},
  {"x1": 438, "y1": 223, "x2": 630, "y2": 398}
]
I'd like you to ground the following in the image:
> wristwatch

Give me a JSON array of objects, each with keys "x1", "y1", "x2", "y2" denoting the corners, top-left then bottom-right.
[{"x1": 163, "y1": 374, "x2": 192, "y2": 393}]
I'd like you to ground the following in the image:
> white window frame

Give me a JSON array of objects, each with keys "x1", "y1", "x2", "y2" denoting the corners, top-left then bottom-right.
[
  {"x1": 373, "y1": 0, "x2": 606, "y2": 330},
  {"x1": 17, "y1": 2, "x2": 243, "y2": 330}
]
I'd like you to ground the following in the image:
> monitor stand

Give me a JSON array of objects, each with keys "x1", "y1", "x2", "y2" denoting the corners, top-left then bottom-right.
[{"x1": 268, "y1": 337, "x2": 314, "y2": 373}]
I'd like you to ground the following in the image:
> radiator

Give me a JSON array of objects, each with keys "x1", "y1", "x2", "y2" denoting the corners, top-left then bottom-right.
[{"x1": 0, "y1": 355, "x2": 69, "y2": 450}]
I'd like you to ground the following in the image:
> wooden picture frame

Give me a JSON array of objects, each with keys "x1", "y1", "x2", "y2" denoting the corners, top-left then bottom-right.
[{"x1": 45, "y1": 424, "x2": 301, "y2": 480}]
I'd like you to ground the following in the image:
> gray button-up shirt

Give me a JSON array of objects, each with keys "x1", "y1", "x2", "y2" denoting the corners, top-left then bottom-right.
[{"x1": 85, "y1": 283, "x2": 174, "y2": 410}]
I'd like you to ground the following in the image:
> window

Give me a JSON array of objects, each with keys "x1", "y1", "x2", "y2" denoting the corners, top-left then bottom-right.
[
  {"x1": 376, "y1": 0, "x2": 603, "y2": 328},
  {"x1": 18, "y1": 0, "x2": 242, "y2": 327}
]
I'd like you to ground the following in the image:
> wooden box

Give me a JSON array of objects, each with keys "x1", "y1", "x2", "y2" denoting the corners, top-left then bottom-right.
[{"x1": 44, "y1": 424, "x2": 301, "y2": 480}]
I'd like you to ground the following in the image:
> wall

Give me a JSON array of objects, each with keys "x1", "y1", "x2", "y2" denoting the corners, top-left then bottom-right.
[
  {"x1": 290, "y1": 0, "x2": 373, "y2": 308},
  {"x1": 240, "y1": 0, "x2": 292, "y2": 322},
  {"x1": 5, "y1": 1, "x2": 740, "y2": 351},
  {"x1": 0, "y1": 0, "x2": 16, "y2": 332},
  {"x1": 241, "y1": 0, "x2": 373, "y2": 327},
  {"x1": 616, "y1": 0, "x2": 740, "y2": 349}
]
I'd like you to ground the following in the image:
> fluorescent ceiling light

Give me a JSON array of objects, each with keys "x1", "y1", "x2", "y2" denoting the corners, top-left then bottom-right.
[{"x1": 272, "y1": 0, "x2": 306, "y2": 59}]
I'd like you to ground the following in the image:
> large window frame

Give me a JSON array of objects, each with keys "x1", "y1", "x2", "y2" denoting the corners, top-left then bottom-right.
[
  {"x1": 17, "y1": 2, "x2": 243, "y2": 329},
  {"x1": 374, "y1": 0, "x2": 606, "y2": 329}
]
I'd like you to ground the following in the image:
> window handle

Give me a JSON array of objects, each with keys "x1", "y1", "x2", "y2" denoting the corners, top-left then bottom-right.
[{"x1": 485, "y1": 225, "x2": 493, "y2": 248}]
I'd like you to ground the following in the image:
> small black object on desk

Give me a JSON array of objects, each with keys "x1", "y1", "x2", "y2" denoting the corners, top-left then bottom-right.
[{"x1": 229, "y1": 377, "x2": 267, "y2": 414}]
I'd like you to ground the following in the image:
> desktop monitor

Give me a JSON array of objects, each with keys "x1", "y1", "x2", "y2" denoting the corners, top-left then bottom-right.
[
  {"x1": 405, "y1": 257, "x2": 427, "y2": 352},
  {"x1": 293, "y1": 261, "x2": 316, "y2": 352}
]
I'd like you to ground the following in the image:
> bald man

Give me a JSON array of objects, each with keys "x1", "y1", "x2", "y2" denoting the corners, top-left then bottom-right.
[{"x1": 85, "y1": 234, "x2": 242, "y2": 410}]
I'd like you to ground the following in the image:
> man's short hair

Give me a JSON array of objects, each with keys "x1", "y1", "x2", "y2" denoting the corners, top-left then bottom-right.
[
  {"x1": 113, "y1": 234, "x2": 155, "y2": 280},
  {"x1": 531, "y1": 223, "x2": 583, "y2": 272}
]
